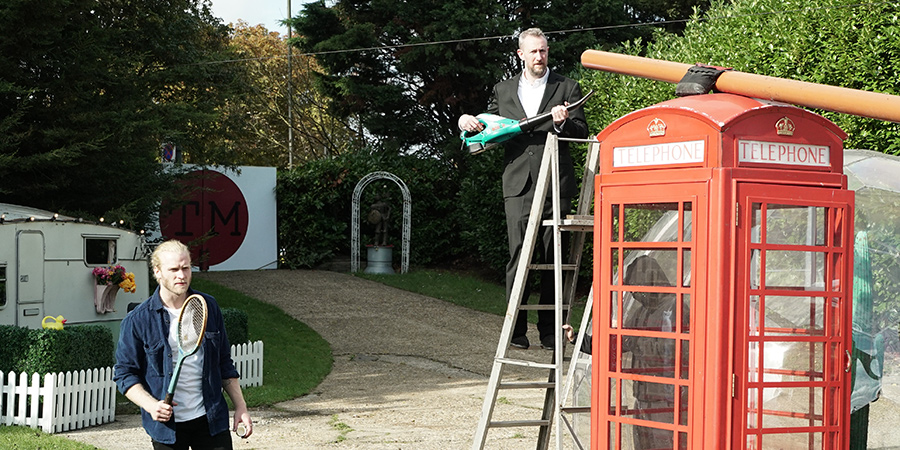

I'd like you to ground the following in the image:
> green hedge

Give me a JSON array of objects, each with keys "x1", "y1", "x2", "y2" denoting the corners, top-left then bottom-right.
[
  {"x1": 0, "y1": 325, "x2": 114, "y2": 375},
  {"x1": 0, "y1": 325, "x2": 32, "y2": 373},
  {"x1": 0, "y1": 309, "x2": 250, "y2": 376},
  {"x1": 222, "y1": 307, "x2": 248, "y2": 345},
  {"x1": 276, "y1": 145, "x2": 595, "y2": 289},
  {"x1": 277, "y1": 149, "x2": 463, "y2": 270}
]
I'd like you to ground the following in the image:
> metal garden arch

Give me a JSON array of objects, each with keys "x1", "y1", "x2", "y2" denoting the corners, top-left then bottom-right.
[{"x1": 351, "y1": 171, "x2": 410, "y2": 273}]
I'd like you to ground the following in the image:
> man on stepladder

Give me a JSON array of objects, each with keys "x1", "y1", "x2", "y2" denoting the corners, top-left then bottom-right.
[
  {"x1": 458, "y1": 28, "x2": 589, "y2": 350},
  {"x1": 114, "y1": 240, "x2": 253, "y2": 449}
]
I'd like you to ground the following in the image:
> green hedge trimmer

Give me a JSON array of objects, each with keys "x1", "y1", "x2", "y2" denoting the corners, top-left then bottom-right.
[{"x1": 461, "y1": 89, "x2": 594, "y2": 155}]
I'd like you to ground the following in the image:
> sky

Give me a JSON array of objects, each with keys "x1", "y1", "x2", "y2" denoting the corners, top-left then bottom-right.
[{"x1": 210, "y1": 0, "x2": 310, "y2": 33}]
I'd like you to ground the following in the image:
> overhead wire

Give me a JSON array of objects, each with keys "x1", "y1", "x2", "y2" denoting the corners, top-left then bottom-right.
[{"x1": 185, "y1": 0, "x2": 893, "y2": 67}]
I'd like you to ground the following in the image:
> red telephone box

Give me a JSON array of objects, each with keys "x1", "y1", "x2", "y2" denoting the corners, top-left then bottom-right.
[{"x1": 591, "y1": 93, "x2": 854, "y2": 449}]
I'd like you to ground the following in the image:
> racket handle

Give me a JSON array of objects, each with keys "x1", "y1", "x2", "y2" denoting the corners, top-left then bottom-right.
[{"x1": 164, "y1": 393, "x2": 174, "y2": 405}]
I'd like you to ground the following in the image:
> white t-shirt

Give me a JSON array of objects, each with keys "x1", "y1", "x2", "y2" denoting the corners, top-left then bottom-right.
[{"x1": 165, "y1": 306, "x2": 207, "y2": 422}]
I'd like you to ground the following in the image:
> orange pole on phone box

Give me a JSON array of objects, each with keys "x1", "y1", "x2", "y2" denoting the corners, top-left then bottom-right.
[{"x1": 581, "y1": 49, "x2": 900, "y2": 123}]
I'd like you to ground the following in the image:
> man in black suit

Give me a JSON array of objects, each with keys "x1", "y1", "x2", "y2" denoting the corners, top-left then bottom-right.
[{"x1": 458, "y1": 28, "x2": 589, "y2": 350}]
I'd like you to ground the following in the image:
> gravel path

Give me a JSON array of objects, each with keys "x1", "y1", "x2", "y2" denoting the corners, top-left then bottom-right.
[{"x1": 63, "y1": 269, "x2": 556, "y2": 449}]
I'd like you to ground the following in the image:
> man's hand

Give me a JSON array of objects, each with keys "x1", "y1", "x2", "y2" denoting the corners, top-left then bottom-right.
[
  {"x1": 151, "y1": 400, "x2": 175, "y2": 422},
  {"x1": 458, "y1": 114, "x2": 484, "y2": 133},
  {"x1": 224, "y1": 377, "x2": 253, "y2": 438},
  {"x1": 124, "y1": 384, "x2": 174, "y2": 422},
  {"x1": 233, "y1": 405, "x2": 253, "y2": 438},
  {"x1": 551, "y1": 102, "x2": 570, "y2": 126}
]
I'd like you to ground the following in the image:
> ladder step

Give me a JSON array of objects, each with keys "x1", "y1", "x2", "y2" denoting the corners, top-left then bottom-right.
[
  {"x1": 499, "y1": 381, "x2": 555, "y2": 390},
  {"x1": 489, "y1": 419, "x2": 551, "y2": 428},
  {"x1": 542, "y1": 215, "x2": 594, "y2": 231},
  {"x1": 561, "y1": 406, "x2": 591, "y2": 414},
  {"x1": 528, "y1": 263, "x2": 577, "y2": 271},
  {"x1": 559, "y1": 224, "x2": 594, "y2": 232},
  {"x1": 496, "y1": 357, "x2": 556, "y2": 370},
  {"x1": 518, "y1": 304, "x2": 568, "y2": 311}
]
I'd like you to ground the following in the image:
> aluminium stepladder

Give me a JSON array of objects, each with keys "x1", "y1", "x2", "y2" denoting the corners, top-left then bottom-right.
[{"x1": 472, "y1": 133, "x2": 600, "y2": 450}]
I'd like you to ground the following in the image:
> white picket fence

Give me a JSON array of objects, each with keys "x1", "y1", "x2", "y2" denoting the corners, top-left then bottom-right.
[
  {"x1": 232, "y1": 340, "x2": 264, "y2": 388},
  {"x1": 0, "y1": 340, "x2": 264, "y2": 433},
  {"x1": 0, "y1": 367, "x2": 116, "y2": 433}
]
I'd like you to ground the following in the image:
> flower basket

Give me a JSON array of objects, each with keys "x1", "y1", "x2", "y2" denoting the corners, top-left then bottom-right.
[{"x1": 94, "y1": 284, "x2": 119, "y2": 314}]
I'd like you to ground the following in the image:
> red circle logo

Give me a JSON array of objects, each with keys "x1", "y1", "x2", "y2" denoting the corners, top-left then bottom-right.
[{"x1": 159, "y1": 170, "x2": 249, "y2": 268}]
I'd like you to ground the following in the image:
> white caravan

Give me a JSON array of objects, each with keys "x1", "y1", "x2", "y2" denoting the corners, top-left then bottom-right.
[{"x1": 0, "y1": 203, "x2": 150, "y2": 342}]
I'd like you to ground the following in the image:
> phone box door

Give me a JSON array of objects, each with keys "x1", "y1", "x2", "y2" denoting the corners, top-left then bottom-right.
[{"x1": 733, "y1": 183, "x2": 854, "y2": 450}]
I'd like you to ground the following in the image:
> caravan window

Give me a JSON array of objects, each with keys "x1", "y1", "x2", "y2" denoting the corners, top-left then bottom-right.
[
  {"x1": 0, "y1": 265, "x2": 6, "y2": 308},
  {"x1": 85, "y1": 238, "x2": 118, "y2": 265}
]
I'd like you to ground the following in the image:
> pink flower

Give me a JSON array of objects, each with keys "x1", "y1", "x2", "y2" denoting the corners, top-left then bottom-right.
[{"x1": 92, "y1": 265, "x2": 133, "y2": 288}]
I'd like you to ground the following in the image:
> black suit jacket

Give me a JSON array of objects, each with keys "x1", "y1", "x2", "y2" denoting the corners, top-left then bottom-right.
[{"x1": 487, "y1": 71, "x2": 589, "y2": 199}]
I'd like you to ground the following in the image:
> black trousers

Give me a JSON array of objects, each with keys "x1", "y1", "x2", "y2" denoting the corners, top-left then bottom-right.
[
  {"x1": 151, "y1": 416, "x2": 233, "y2": 450},
  {"x1": 504, "y1": 185, "x2": 571, "y2": 340}
]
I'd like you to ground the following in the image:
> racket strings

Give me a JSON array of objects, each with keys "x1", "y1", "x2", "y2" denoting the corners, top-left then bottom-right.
[{"x1": 179, "y1": 298, "x2": 206, "y2": 353}]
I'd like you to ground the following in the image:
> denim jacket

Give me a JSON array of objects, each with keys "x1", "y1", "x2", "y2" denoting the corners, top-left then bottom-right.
[{"x1": 114, "y1": 287, "x2": 239, "y2": 444}]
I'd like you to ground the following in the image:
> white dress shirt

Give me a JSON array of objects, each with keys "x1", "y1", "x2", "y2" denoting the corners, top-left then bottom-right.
[
  {"x1": 517, "y1": 70, "x2": 565, "y2": 131},
  {"x1": 517, "y1": 70, "x2": 549, "y2": 118}
]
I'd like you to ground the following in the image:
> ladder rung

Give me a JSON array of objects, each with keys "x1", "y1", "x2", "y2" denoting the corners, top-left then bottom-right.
[
  {"x1": 518, "y1": 304, "x2": 567, "y2": 311},
  {"x1": 559, "y1": 224, "x2": 594, "y2": 232},
  {"x1": 542, "y1": 215, "x2": 594, "y2": 231},
  {"x1": 489, "y1": 419, "x2": 551, "y2": 428},
  {"x1": 496, "y1": 357, "x2": 556, "y2": 370},
  {"x1": 499, "y1": 381, "x2": 555, "y2": 389},
  {"x1": 528, "y1": 263, "x2": 577, "y2": 271},
  {"x1": 561, "y1": 406, "x2": 591, "y2": 414}
]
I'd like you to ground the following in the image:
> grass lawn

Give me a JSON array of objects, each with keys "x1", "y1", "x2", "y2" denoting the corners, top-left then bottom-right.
[
  {"x1": 356, "y1": 269, "x2": 589, "y2": 328},
  {"x1": 0, "y1": 425, "x2": 97, "y2": 449}
]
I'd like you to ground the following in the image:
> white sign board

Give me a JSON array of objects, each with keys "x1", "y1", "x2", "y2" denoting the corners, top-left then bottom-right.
[
  {"x1": 151, "y1": 165, "x2": 278, "y2": 271},
  {"x1": 738, "y1": 140, "x2": 831, "y2": 167},
  {"x1": 613, "y1": 140, "x2": 706, "y2": 167}
]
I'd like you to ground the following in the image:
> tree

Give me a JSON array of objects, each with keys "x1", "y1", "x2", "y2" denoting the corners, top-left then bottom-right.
[
  {"x1": 582, "y1": 0, "x2": 900, "y2": 155},
  {"x1": 625, "y1": 0, "x2": 712, "y2": 32},
  {"x1": 220, "y1": 22, "x2": 362, "y2": 168},
  {"x1": 0, "y1": 0, "x2": 246, "y2": 227},
  {"x1": 290, "y1": 0, "x2": 643, "y2": 158}
]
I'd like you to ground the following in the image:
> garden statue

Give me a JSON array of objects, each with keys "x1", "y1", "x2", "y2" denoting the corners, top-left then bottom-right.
[{"x1": 368, "y1": 194, "x2": 391, "y2": 246}]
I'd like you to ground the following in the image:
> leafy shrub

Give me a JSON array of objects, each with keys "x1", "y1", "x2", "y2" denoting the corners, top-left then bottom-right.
[
  {"x1": 278, "y1": 157, "x2": 355, "y2": 269},
  {"x1": 278, "y1": 148, "x2": 463, "y2": 269},
  {"x1": 70, "y1": 325, "x2": 115, "y2": 370},
  {"x1": 277, "y1": 141, "x2": 596, "y2": 293},
  {"x1": 222, "y1": 307, "x2": 249, "y2": 345},
  {"x1": 0, "y1": 325, "x2": 114, "y2": 375},
  {"x1": 0, "y1": 325, "x2": 32, "y2": 373},
  {"x1": 457, "y1": 149, "x2": 507, "y2": 277},
  {"x1": 582, "y1": 0, "x2": 900, "y2": 155}
]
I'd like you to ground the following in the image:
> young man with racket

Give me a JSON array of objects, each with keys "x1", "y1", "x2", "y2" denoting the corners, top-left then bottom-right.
[{"x1": 115, "y1": 240, "x2": 253, "y2": 449}]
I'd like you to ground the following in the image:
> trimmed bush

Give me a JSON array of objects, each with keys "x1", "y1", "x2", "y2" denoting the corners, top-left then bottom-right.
[
  {"x1": 69, "y1": 325, "x2": 115, "y2": 371},
  {"x1": 0, "y1": 325, "x2": 32, "y2": 373},
  {"x1": 277, "y1": 149, "x2": 463, "y2": 270},
  {"x1": 222, "y1": 308, "x2": 249, "y2": 345},
  {"x1": 0, "y1": 325, "x2": 114, "y2": 375}
]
